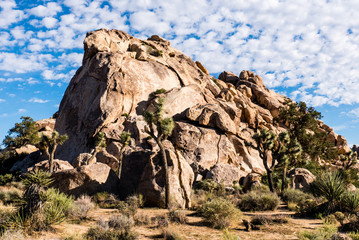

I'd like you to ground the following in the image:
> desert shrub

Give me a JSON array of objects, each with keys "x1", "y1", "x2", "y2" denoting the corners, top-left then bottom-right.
[
  {"x1": 125, "y1": 195, "x2": 143, "y2": 216},
  {"x1": 310, "y1": 171, "x2": 346, "y2": 214},
  {"x1": 196, "y1": 180, "x2": 225, "y2": 196},
  {"x1": 282, "y1": 189, "x2": 314, "y2": 204},
  {"x1": 0, "y1": 174, "x2": 14, "y2": 186},
  {"x1": 86, "y1": 214, "x2": 137, "y2": 240},
  {"x1": 70, "y1": 195, "x2": 95, "y2": 220},
  {"x1": 168, "y1": 210, "x2": 187, "y2": 224},
  {"x1": 0, "y1": 229, "x2": 24, "y2": 240},
  {"x1": 339, "y1": 190, "x2": 359, "y2": 213},
  {"x1": 222, "y1": 229, "x2": 241, "y2": 240},
  {"x1": 239, "y1": 189, "x2": 280, "y2": 211},
  {"x1": 251, "y1": 215, "x2": 289, "y2": 226},
  {"x1": 85, "y1": 226, "x2": 137, "y2": 240},
  {"x1": 134, "y1": 214, "x2": 150, "y2": 226},
  {"x1": 162, "y1": 227, "x2": 183, "y2": 240},
  {"x1": 0, "y1": 188, "x2": 22, "y2": 205},
  {"x1": 191, "y1": 189, "x2": 213, "y2": 210},
  {"x1": 298, "y1": 223, "x2": 337, "y2": 240},
  {"x1": 93, "y1": 192, "x2": 122, "y2": 209},
  {"x1": 156, "y1": 215, "x2": 169, "y2": 228},
  {"x1": 198, "y1": 197, "x2": 238, "y2": 229},
  {"x1": 44, "y1": 188, "x2": 73, "y2": 216},
  {"x1": 349, "y1": 232, "x2": 359, "y2": 240},
  {"x1": 108, "y1": 214, "x2": 134, "y2": 231}
]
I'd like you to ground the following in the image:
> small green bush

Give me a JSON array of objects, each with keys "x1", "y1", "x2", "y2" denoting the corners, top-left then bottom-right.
[
  {"x1": 298, "y1": 223, "x2": 337, "y2": 240},
  {"x1": 44, "y1": 188, "x2": 73, "y2": 216},
  {"x1": 162, "y1": 227, "x2": 183, "y2": 240},
  {"x1": 198, "y1": 197, "x2": 238, "y2": 229},
  {"x1": 282, "y1": 189, "x2": 315, "y2": 205},
  {"x1": 239, "y1": 189, "x2": 280, "y2": 211},
  {"x1": 108, "y1": 214, "x2": 134, "y2": 231},
  {"x1": 93, "y1": 192, "x2": 122, "y2": 209},
  {"x1": 0, "y1": 174, "x2": 14, "y2": 186},
  {"x1": 196, "y1": 180, "x2": 225, "y2": 196}
]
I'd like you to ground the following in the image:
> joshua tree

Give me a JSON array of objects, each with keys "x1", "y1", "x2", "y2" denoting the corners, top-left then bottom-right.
[
  {"x1": 339, "y1": 150, "x2": 358, "y2": 170},
  {"x1": 87, "y1": 131, "x2": 107, "y2": 165},
  {"x1": 38, "y1": 131, "x2": 68, "y2": 173},
  {"x1": 247, "y1": 128, "x2": 277, "y2": 192},
  {"x1": 273, "y1": 131, "x2": 302, "y2": 192},
  {"x1": 117, "y1": 131, "x2": 131, "y2": 179},
  {"x1": 143, "y1": 96, "x2": 175, "y2": 208}
]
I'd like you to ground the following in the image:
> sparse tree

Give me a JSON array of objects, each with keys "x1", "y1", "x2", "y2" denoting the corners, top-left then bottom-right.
[
  {"x1": 277, "y1": 100, "x2": 337, "y2": 161},
  {"x1": 3, "y1": 116, "x2": 39, "y2": 150},
  {"x1": 117, "y1": 131, "x2": 131, "y2": 179},
  {"x1": 143, "y1": 96, "x2": 175, "y2": 208},
  {"x1": 38, "y1": 131, "x2": 68, "y2": 173}
]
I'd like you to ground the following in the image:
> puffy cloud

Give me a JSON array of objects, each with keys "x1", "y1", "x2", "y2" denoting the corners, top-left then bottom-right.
[
  {"x1": 0, "y1": 0, "x2": 25, "y2": 28},
  {"x1": 0, "y1": 52, "x2": 54, "y2": 73},
  {"x1": 0, "y1": 98, "x2": 5, "y2": 102},
  {"x1": 42, "y1": 17, "x2": 58, "y2": 29},
  {"x1": 28, "y1": 97, "x2": 49, "y2": 103},
  {"x1": 29, "y1": 2, "x2": 62, "y2": 17}
]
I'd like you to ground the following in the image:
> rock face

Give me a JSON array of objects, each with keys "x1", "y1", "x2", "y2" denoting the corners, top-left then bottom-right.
[
  {"x1": 24, "y1": 28, "x2": 348, "y2": 207},
  {"x1": 52, "y1": 163, "x2": 119, "y2": 196}
]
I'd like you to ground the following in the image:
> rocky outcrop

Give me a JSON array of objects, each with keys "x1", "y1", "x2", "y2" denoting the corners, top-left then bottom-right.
[
  {"x1": 52, "y1": 163, "x2": 119, "y2": 196},
  {"x1": 288, "y1": 168, "x2": 316, "y2": 190},
  {"x1": 17, "y1": 29, "x2": 348, "y2": 207},
  {"x1": 28, "y1": 159, "x2": 73, "y2": 172}
]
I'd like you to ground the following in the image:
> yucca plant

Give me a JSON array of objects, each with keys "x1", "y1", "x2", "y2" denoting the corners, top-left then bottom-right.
[
  {"x1": 340, "y1": 190, "x2": 359, "y2": 213},
  {"x1": 311, "y1": 171, "x2": 346, "y2": 214}
]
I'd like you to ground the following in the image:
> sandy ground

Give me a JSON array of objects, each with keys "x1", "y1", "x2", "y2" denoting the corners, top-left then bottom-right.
[{"x1": 23, "y1": 204, "x2": 322, "y2": 240}]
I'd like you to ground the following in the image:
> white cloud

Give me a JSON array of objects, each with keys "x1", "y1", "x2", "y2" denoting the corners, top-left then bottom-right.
[
  {"x1": 0, "y1": 98, "x2": 5, "y2": 102},
  {"x1": 348, "y1": 108, "x2": 359, "y2": 118},
  {"x1": 0, "y1": 0, "x2": 25, "y2": 28},
  {"x1": 17, "y1": 108, "x2": 26, "y2": 113},
  {"x1": 0, "y1": 52, "x2": 54, "y2": 73},
  {"x1": 28, "y1": 97, "x2": 49, "y2": 103},
  {"x1": 29, "y1": 2, "x2": 62, "y2": 17},
  {"x1": 42, "y1": 17, "x2": 58, "y2": 29}
]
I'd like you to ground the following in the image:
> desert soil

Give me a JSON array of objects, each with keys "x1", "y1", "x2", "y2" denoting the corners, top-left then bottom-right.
[{"x1": 25, "y1": 204, "x2": 323, "y2": 240}]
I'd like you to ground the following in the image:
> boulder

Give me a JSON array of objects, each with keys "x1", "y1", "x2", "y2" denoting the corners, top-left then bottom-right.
[
  {"x1": 206, "y1": 163, "x2": 246, "y2": 186},
  {"x1": 72, "y1": 153, "x2": 93, "y2": 167},
  {"x1": 15, "y1": 144, "x2": 38, "y2": 155},
  {"x1": 27, "y1": 159, "x2": 74, "y2": 172},
  {"x1": 242, "y1": 172, "x2": 262, "y2": 192},
  {"x1": 52, "y1": 162, "x2": 120, "y2": 196},
  {"x1": 288, "y1": 168, "x2": 316, "y2": 190}
]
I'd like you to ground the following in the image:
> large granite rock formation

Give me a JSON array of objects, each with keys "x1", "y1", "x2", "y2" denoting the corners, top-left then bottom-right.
[{"x1": 13, "y1": 29, "x2": 350, "y2": 208}]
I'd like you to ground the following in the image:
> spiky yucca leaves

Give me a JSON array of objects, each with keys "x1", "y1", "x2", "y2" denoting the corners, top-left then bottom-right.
[
  {"x1": 118, "y1": 131, "x2": 131, "y2": 179},
  {"x1": 340, "y1": 190, "x2": 359, "y2": 213},
  {"x1": 142, "y1": 95, "x2": 175, "y2": 208},
  {"x1": 311, "y1": 171, "x2": 346, "y2": 214},
  {"x1": 38, "y1": 131, "x2": 68, "y2": 173},
  {"x1": 22, "y1": 170, "x2": 53, "y2": 217}
]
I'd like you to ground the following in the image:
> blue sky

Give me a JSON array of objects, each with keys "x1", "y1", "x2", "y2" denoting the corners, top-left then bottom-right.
[{"x1": 0, "y1": 0, "x2": 359, "y2": 147}]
